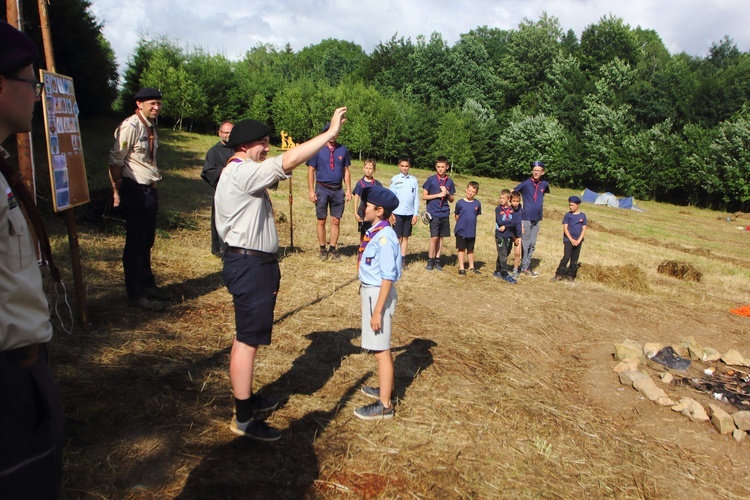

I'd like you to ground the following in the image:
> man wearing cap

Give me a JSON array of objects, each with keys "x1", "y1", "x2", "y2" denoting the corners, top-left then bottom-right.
[
  {"x1": 201, "y1": 120, "x2": 234, "y2": 256},
  {"x1": 306, "y1": 123, "x2": 352, "y2": 262},
  {"x1": 514, "y1": 161, "x2": 550, "y2": 277},
  {"x1": 215, "y1": 107, "x2": 347, "y2": 441},
  {"x1": 0, "y1": 20, "x2": 64, "y2": 497},
  {"x1": 108, "y1": 87, "x2": 169, "y2": 311}
]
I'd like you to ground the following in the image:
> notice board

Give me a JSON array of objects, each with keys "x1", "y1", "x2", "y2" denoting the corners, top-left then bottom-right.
[{"x1": 40, "y1": 70, "x2": 90, "y2": 211}]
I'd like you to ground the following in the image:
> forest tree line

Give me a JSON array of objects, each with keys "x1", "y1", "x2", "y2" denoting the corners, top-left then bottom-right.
[{"x1": 5, "y1": 3, "x2": 749, "y2": 210}]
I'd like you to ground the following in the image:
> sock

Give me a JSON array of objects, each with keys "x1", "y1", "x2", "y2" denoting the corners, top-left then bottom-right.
[
  {"x1": 328, "y1": 245, "x2": 336, "y2": 253},
  {"x1": 235, "y1": 396, "x2": 254, "y2": 423}
]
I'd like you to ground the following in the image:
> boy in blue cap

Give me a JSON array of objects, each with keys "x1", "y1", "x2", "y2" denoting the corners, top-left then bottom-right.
[
  {"x1": 355, "y1": 186, "x2": 401, "y2": 420},
  {"x1": 514, "y1": 161, "x2": 550, "y2": 277},
  {"x1": 552, "y1": 196, "x2": 588, "y2": 282}
]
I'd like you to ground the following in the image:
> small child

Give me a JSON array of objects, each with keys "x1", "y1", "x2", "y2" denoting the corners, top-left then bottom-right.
[
  {"x1": 509, "y1": 190, "x2": 523, "y2": 279},
  {"x1": 355, "y1": 186, "x2": 402, "y2": 420},
  {"x1": 422, "y1": 156, "x2": 456, "y2": 271},
  {"x1": 493, "y1": 189, "x2": 522, "y2": 284},
  {"x1": 552, "y1": 196, "x2": 588, "y2": 282},
  {"x1": 454, "y1": 181, "x2": 482, "y2": 275},
  {"x1": 352, "y1": 159, "x2": 382, "y2": 242}
]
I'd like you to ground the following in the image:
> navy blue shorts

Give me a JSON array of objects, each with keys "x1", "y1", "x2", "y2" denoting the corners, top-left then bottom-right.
[
  {"x1": 315, "y1": 184, "x2": 345, "y2": 220},
  {"x1": 222, "y1": 252, "x2": 280, "y2": 346},
  {"x1": 393, "y1": 214, "x2": 413, "y2": 237},
  {"x1": 429, "y1": 215, "x2": 451, "y2": 238}
]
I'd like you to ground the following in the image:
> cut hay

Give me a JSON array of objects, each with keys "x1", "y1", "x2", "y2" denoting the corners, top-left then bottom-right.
[
  {"x1": 657, "y1": 260, "x2": 702, "y2": 282},
  {"x1": 577, "y1": 263, "x2": 650, "y2": 291}
]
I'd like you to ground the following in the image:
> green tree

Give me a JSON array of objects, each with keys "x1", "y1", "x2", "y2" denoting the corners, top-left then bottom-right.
[
  {"x1": 431, "y1": 109, "x2": 473, "y2": 175},
  {"x1": 296, "y1": 39, "x2": 367, "y2": 85},
  {"x1": 579, "y1": 15, "x2": 639, "y2": 73}
]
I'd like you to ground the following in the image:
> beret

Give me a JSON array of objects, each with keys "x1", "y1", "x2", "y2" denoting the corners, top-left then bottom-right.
[
  {"x1": 568, "y1": 196, "x2": 582, "y2": 204},
  {"x1": 227, "y1": 119, "x2": 270, "y2": 147},
  {"x1": 363, "y1": 186, "x2": 399, "y2": 212},
  {"x1": 0, "y1": 21, "x2": 38, "y2": 75},
  {"x1": 531, "y1": 161, "x2": 546, "y2": 168},
  {"x1": 134, "y1": 87, "x2": 163, "y2": 101}
]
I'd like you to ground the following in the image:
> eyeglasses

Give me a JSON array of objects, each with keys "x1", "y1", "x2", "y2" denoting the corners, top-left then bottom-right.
[{"x1": 5, "y1": 76, "x2": 44, "y2": 97}]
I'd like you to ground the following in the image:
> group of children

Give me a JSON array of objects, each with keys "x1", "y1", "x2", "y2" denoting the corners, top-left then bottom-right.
[{"x1": 350, "y1": 157, "x2": 588, "y2": 422}]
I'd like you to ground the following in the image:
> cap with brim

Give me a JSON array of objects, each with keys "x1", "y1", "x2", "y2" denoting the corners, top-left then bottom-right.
[
  {"x1": 362, "y1": 186, "x2": 399, "y2": 212},
  {"x1": 0, "y1": 21, "x2": 38, "y2": 75},
  {"x1": 134, "y1": 87, "x2": 163, "y2": 101},
  {"x1": 568, "y1": 196, "x2": 582, "y2": 204},
  {"x1": 531, "y1": 161, "x2": 545, "y2": 168},
  {"x1": 227, "y1": 119, "x2": 271, "y2": 148}
]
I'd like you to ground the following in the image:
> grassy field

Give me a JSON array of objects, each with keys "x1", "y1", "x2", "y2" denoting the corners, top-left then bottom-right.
[{"x1": 33, "y1": 116, "x2": 750, "y2": 498}]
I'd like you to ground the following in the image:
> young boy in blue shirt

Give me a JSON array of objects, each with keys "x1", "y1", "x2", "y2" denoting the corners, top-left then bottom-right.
[
  {"x1": 494, "y1": 189, "x2": 522, "y2": 284},
  {"x1": 509, "y1": 190, "x2": 524, "y2": 279},
  {"x1": 355, "y1": 186, "x2": 402, "y2": 420},
  {"x1": 422, "y1": 156, "x2": 456, "y2": 271},
  {"x1": 389, "y1": 155, "x2": 420, "y2": 268},
  {"x1": 514, "y1": 161, "x2": 550, "y2": 277},
  {"x1": 552, "y1": 196, "x2": 588, "y2": 282},
  {"x1": 352, "y1": 158, "x2": 382, "y2": 242},
  {"x1": 454, "y1": 181, "x2": 482, "y2": 275}
]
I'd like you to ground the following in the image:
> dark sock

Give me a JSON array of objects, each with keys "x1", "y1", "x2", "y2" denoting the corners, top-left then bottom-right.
[
  {"x1": 235, "y1": 396, "x2": 254, "y2": 423},
  {"x1": 328, "y1": 245, "x2": 336, "y2": 253}
]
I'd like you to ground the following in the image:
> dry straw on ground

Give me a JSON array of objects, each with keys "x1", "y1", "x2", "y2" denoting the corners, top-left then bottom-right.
[{"x1": 657, "y1": 260, "x2": 703, "y2": 282}]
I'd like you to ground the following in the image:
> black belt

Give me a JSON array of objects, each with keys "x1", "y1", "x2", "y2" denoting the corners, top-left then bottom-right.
[
  {"x1": 316, "y1": 181, "x2": 342, "y2": 190},
  {"x1": 0, "y1": 343, "x2": 41, "y2": 368},
  {"x1": 227, "y1": 247, "x2": 275, "y2": 258}
]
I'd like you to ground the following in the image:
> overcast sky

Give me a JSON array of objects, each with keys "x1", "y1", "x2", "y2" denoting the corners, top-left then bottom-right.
[{"x1": 89, "y1": 0, "x2": 749, "y2": 73}]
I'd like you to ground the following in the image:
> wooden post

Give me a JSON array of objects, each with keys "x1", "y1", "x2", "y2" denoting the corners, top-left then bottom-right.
[
  {"x1": 288, "y1": 176, "x2": 294, "y2": 249},
  {"x1": 37, "y1": 0, "x2": 89, "y2": 330}
]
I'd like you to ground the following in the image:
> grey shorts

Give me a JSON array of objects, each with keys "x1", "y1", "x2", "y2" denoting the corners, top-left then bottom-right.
[{"x1": 360, "y1": 284, "x2": 397, "y2": 351}]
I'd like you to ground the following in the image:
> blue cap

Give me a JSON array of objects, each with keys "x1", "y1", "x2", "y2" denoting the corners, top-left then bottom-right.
[
  {"x1": 363, "y1": 186, "x2": 399, "y2": 212},
  {"x1": 531, "y1": 161, "x2": 545, "y2": 168},
  {"x1": 568, "y1": 196, "x2": 582, "y2": 204}
]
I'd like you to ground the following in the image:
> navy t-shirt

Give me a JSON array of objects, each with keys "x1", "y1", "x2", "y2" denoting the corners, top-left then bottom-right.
[
  {"x1": 352, "y1": 177, "x2": 383, "y2": 218},
  {"x1": 495, "y1": 205, "x2": 522, "y2": 239},
  {"x1": 454, "y1": 199, "x2": 482, "y2": 238},
  {"x1": 307, "y1": 143, "x2": 351, "y2": 185},
  {"x1": 423, "y1": 174, "x2": 456, "y2": 218},
  {"x1": 562, "y1": 211, "x2": 587, "y2": 242},
  {"x1": 514, "y1": 178, "x2": 550, "y2": 221}
]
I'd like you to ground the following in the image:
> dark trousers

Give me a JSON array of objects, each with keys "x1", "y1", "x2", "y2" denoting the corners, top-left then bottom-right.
[
  {"x1": 556, "y1": 240, "x2": 583, "y2": 278},
  {"x1": 495, "y1": 237, "x2": 513, "y2": 275},
  {"x1": 120, "y1": 178, "x2": 158, "y2": 299},
  {"x1": 210, "y1": 201, "x2": 226, "y2": 255},
  {"x1": 0, "y1": 354, "x2": 63, "y2": 499}
]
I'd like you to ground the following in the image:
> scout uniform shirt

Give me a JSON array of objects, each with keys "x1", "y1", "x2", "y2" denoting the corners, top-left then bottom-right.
[{"x1": 109, "y1": 112, "x2": 161, "y2": 185}]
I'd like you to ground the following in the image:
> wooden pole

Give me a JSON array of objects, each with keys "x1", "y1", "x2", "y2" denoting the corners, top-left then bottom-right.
[
  {"x1": 36, "y1": 0, "x2": 89, "y2": 330},
  {"x1": 288, "y1": 176, "x2": 294, "y2": 249}
]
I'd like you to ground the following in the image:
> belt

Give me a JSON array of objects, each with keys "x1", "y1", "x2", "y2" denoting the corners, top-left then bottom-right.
[
  {"x1": 316, "y1": 181, "x2": 342, "y2": 190},
  {"x1": 0, "y1": 343, "x2": 41, "y2": 368},
  {"x1": 227, "y1": 247, "x2": 275, "y2": 258},
  {"x1": 122, "y1": 176, "x2": 157, "y2": 189}
]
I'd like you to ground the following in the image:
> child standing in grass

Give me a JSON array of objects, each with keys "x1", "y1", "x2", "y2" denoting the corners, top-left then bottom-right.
[
  {"x1": 510, "y1": 190, "x2": 523, "y2": 279},
  {"x1": 355, "y1": 186, "x2": 402, "y2": 420},
  {"x1": 352, "y1": 159, "x2": 382, "y2": 242},
  {"x1": 552, "y1": 196, "x2": 588, "y2": 282},
  {"x1": 454, "y1": 181, "x2": 482, "y2": 275},
  {"x1": 494, "y1": 189, "x2": 522, "y2": 284}
]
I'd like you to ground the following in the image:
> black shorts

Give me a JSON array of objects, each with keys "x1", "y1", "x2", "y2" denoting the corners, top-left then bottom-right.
[
  {"x1": 358, "y1": 220, "x2": 373, "y2": 236},
  {"x1": 429, "y1": 215, "x2": 451, "y2": 238},
  {"x1": 315, "y1": 184, "x2": 345, "y2": 219},
  {"x1": 222, "y1": 252, "x2": 280, "y2": 346},
  {"x1": 393, "y1": 214, "x2": 413, "y2": 237},
  {"x1": 456, "y1": 236, "x2": 475, "y2": 251}
]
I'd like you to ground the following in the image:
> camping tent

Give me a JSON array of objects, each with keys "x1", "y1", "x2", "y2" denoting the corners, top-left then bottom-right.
[{"x1": 581, "y1": 188, "x2": 645, "y2": 211}]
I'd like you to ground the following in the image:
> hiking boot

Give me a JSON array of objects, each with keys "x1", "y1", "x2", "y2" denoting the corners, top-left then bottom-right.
[
  {"x1": 144, "y1": 286, "x2": 170, "y2": 301},
  {"x1": 470, "y1": 268, "x2": 481, "y2": 275},
  {"x1": 328, "y1": 249, "x2": 342, "y2": 262},
  {"x1": 229, "y1": 417, "x2": 281, "y2": 442},
  {"x1": 250, "y1": 393, "x2": 279, "y2": 414},
  {"x1": 502, "y1": 275, "x2": 518, "y2": 284},
  {"x1": 425, "y1": 259, "x2": 434, "y2": 271},
  {"x1": 458, "y1": 269, "x2": 466, "y2": 276},
  {"x1": 434, "y1": 260, "x2": 443, "y2": 271},
  {"x1": 318, "y1": 248, "x2": 328, "y2": 260},
  {"x1": 354, "y1": 400, "x2": 395, "y2": 421},
  {"x1": 128, "y1": 296, "x2": 168, "y2": 312}
]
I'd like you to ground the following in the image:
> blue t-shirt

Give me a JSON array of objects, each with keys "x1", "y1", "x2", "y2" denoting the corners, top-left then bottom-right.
[
  {"x1": 562, "y1": 211, "x2": 587, "y2": 242},
  {"x1": 352, "y1": 177, "x2": 383, "y2": 218},
  {"x1": 358, "y1": 223, "x2": 402, "y2": 286},
  {"x1": 422, "y1": 174, "x2": 456, "y2": 218},
  {"x1": 495, "y1": 205, "x2": 522, "y2": 239},
  {"x1": 454, "y1": 199, "x2": 482, "y2": 238},
  {"x1": 390, "y1": 173, "x2": 420, "y2": 216},
  {"x1": 307, "y1": 143, "x2": 351, "y2": 185},
  {"x1": 514, "y1": 178, "x2": 550, "y2": 221}
]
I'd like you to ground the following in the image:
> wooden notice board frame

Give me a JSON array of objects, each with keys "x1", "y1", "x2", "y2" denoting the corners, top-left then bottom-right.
[{"x1": 40, "y1": 69, "x2": 90, "y2": 211}]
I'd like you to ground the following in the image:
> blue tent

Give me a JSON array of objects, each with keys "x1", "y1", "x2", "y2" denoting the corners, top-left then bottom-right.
[{"x1": 581, "y1": 188, "x2": 645, "y2": 211}]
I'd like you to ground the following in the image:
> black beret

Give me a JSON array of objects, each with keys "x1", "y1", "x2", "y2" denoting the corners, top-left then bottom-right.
[
  {"x1": 362, "y1": 186, "x2": 399, "y2": 212},
  {"x1": 227, "y1": 119, "x2": 270, "y2": 147},
  {"x1": 531, "y1": 160, "x2": 546, "y2": 168},
  {"x1": 134, "y1": 87, "x2": 163, "y2": 101},
  {"x1": 0, "y1": 21, "x2": 38, "y2": 75},
  {"x1": 568, "y1": 196, "x2": 582, "y2": 204}
]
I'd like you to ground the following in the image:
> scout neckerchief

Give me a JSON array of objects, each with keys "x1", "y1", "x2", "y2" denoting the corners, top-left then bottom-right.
[
  {"x1": 357, "y1": 219, "x2": 390, "y2": 270},
  {"x1": 0, "y1": 154, "x2": 61, "y2": 282},
  {"x1": 327, "y1": 143, "x2": 336, "y2": 171},
  {"x1": 498, "y1": 204, "x2": 513, "y2": 224},
  {"x1": 135, "y1": 109, "x2": 156, "y2": 163},
  {"x1": 530, "y1": 177, "x2": 542, "y2": 202},
  {"x1": 358, "y1": 177, "x2": 376, "y2": 189},
  {"x1": 437, "y1": 174, "x2": 449, "y2": 207}
]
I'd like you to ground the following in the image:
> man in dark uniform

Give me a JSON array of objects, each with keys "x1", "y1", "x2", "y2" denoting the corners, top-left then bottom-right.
[
  {"x1": 201, "y1": 120, "x2": 233, "y2": 255},
  {"x1": 108, "y1": 87, "x2": 169, "y2": 311},
  {"x1": 0, "y1": 20, "x2": 64, "y2": 498}
]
